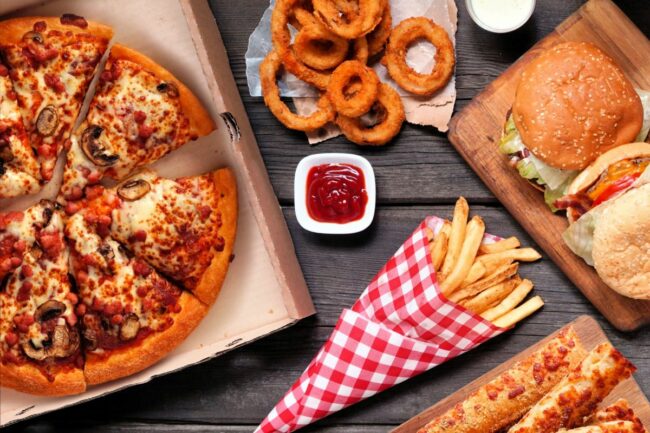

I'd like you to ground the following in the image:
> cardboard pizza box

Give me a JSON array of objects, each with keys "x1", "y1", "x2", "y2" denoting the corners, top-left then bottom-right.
[{"x1": 0, "y1": 0, "x2": 315, "y2": 426}]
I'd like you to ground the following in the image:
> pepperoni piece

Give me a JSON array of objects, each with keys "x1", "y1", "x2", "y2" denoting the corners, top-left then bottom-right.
[
  {"x1": 5, "y1": 332, "x2": 18, "y2": 347},
  {"x1": 134, "y1": 111, "x2": 147, "y2": 124},
  {"x1": 132, "y1": 260, "x2": 152, "y2": 277},
  {"x1": 138, "y1": 124, "x2": 154, "y2": 139},
  {"x1": 44, "y1": 73, "x2": 66, "y2": 93}
]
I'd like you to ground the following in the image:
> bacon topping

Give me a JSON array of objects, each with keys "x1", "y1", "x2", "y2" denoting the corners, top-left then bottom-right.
[{"x1": 60, "y1": 13, "x2": 88, "y2": 28}]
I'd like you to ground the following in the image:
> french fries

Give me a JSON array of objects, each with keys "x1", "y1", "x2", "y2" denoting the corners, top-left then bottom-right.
[
  {"x1": 493, "y1": 296, "x2": 544, "y2": 329},
  {"x1": 481, "y1": 279, "x2": 534, "y2": 322},
  {"x1": 479, "y1": 236, "x2": 520, "y2": 255},
  {"x1": 440, "y1": 216, "x2": 485, "y2": 296},
  {"x1": 440, "y1": 197, "x2": 469, "y2": 279},
  {"x1": 461, "y1": 278, "x2": 520, "y2": 314},
  {"x1": 426, "y1": 197, "x2": 544, "y2": 329}
]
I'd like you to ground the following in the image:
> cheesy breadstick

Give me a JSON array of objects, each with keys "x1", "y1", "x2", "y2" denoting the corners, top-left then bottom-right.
[
  {"x1": 508, "y1": 343, "x2": 636, "y2": 433},
  {"x1": 417, "y1": 328, "x2": 585, "y2": 433}
]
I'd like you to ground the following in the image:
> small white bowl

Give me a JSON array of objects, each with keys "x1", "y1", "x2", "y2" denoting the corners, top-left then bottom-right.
[
  {"x1": 465, "y1": 0, "x2": 536, "y2": 34},
  {"x1": 294, "y1": 153, "x2": 376, "y2": 235}
]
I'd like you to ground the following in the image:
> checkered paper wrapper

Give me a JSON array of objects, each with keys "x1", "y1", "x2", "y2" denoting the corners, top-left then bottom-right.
[{"x1": 255, "y1": 216, "x2": 508, "y2": 433}]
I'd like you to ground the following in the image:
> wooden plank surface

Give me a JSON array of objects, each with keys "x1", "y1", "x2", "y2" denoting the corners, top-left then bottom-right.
[
  {"x1": 393, "y1": 316, "x2": 650, "y2": 433},
  {"x1": 3, "y1": 0, "x2": 650, "y2": 432},
  {"x1": 447, "y1": 0, "x2": 650, "y2": 331}
]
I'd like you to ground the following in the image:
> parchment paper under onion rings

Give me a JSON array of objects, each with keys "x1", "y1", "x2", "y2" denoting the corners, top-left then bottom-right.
[
  {"x1": 313, "y1": 0, "x2": 386, "y2": 39},
  {"x1": 260, "y1": 51, "x2": 335, "y2": 131},
  {"x1": 336, "y1": 83, "x2": 405, "y2": 146},
  {"x1": 384, "y1": 17, "x2": 455, "y2": 96},
  {"x1": 327, "y1": 60, "x2": 379, "y2": 117},
  {"x1": 294, "y1": 24, "x2": 349, "y2": 71}
]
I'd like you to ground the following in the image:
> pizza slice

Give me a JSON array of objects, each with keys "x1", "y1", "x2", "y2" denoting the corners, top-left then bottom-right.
[
  {"x1": 60, "y1": 44, "x2": 215, "y2": 201},
  {"x1": 108, "y1": 168, "x2": 237, "y2": 306},
  {"x1": 0, "y1": 62, "x2": 40, "y2": 198},
  {"x1": 0, "y1": 15, "x2": 113, "y2": 182},
  {"x1": 65, "y1": 202, "x2": 207, "y2": 385},
  {"x1": 0, "y1": 200, "x2": 85, "y2": 396}
]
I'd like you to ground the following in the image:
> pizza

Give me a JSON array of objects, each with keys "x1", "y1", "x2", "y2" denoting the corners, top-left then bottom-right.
[
  {"x1": 65, "y1": 205, "x2": 207, "y2": 385},
  {"x1": 0, "y1": 200, "x2": 85, "y2": 395},
  {"x1": 0, "y1": 63, "x2": 40, "y2": 198},
  {"x1": 0, "y1": 14, "x2": 238, "y2": 396},
  {"x1": 0, "y1": 15, "x2": 112, "y2": 184},
  {"x1": 0, "y1": 166, "x2": 236, "y2": 393},
  {"x1": 109, "y1": 168, "x2": 237, "y2": 305},
  {"x1": 60, "y1": 44, "x2": 215, "y2": 201}
]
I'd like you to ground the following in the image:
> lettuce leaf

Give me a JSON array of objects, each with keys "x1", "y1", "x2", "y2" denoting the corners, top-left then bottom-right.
[
  {"x1": 636, "y1": 88, "x2": 650, "y2": 142},
  {"x1": 498, "y1": 115, "x2": 577, "y2": 210},
  {"x1": 562, "y1": 210, "x2": 600, "y2": 266}
]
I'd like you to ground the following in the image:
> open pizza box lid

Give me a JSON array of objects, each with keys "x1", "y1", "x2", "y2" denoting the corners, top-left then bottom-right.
[{"x1": 0, "y1": 0, "x2": 315, "y2": 426}]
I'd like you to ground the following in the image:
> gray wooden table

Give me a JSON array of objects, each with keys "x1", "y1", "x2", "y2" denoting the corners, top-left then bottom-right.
[{"x1": 7, "y1": 1, "x2": 649, "y2": 432}]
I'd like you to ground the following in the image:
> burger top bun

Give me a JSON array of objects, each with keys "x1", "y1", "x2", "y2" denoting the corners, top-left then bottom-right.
[
  {"x1": 567, "y1": 142, "x2": 650, "y2": 195},
  {"x1": 592, "y1": 183, "x2": 650, "y2": 300},
  {"x1": 512, "y1": 41, "x2": 643, "y2": 171}
]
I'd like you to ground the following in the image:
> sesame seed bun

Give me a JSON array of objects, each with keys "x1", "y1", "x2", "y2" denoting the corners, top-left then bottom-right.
[
  {"x1": 564, "y1": 142, "x2": 650, "y2": 223},
  {"x1": 512, "y1": 42, "x2": 643, "y2": 171},
  {"x1": 592, "y1": 183, "x2": 650, "y2": 300}
]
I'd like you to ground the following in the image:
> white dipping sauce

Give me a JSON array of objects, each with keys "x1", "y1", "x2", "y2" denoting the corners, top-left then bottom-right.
[{"x1": 469, "y1": 0, "x2": 534, "y2": 32}]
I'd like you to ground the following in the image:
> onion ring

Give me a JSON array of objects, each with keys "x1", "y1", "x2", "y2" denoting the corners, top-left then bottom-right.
[
  {"x1": 384, "y1": 17, "x2": 455, "y2": 96},
  {"x1": 293, "y1": 18, "x2": 349, "y2": 70},
  {"x1": 366, "y1": 4, "x2": 392, "y2": 57},
  {"x1": 327, "y1": 60, "x2": 379, "y2": 117},
  {"x1": 313, "y1": 0, "x2": 385, "y2": 39},
  {"x1": 271, "y1": 0, "x2": 301, "y2": 55},
  {"x1": 336, "y1": 83, "x2": 405, "y2": 146},
  {"x1": 260, "y1": 51, "x2": 335, "y2": 131}
]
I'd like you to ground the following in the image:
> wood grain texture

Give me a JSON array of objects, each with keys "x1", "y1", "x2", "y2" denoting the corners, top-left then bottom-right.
[
  {"x1": 392, "y1": 316, "x2": 650, "y2": 433},
  {"x1": 447, "y1": 0, "x2": 650, "y2": 332},
  {"x1": 4, "y1": 1, "x2": 650, "y2": 432}
]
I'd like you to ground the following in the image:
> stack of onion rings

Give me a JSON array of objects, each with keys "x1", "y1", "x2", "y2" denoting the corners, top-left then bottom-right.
[
  {"x1": 384, "y1": 17, "x2": 455, "y2": 96},
  {"x1": 260, "y1": 0, "x2": 452, "y2": 145}
]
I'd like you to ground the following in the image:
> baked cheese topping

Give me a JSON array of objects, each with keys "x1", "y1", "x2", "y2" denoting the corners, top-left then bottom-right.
[
  {"x1": 508, "y1": 343, "x2": 636, "y2": 433},
  {"x1": 1, "y1": 19, "x2": 108, "y2": 181},
  {"x1": 0, "y1": 65, "x2": 40, "y2": 198},
  {"x1": 0, "y1": 201, "x2": 80, "y2": 367},
  {"x1": 110, "y1": 169, "x2": 222, "y2": 289},
  {"x1": 66, "y1": 210, "x2": 182, "y2": 353},
  {"x1": 60, "y1": 52, "x2": 192, "y2": 199}
]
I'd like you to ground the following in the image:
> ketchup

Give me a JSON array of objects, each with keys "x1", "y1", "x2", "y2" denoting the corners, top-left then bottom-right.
[{"x1": 306, "y1": 163, "x2": 368, "y2": 224}]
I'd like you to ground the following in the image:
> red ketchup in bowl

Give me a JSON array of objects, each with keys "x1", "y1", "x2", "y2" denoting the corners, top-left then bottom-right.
[{"x1": 306, "y1": 163, "x2": 368, "y2": 224}]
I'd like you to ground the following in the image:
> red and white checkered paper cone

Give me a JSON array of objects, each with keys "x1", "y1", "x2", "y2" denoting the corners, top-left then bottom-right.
[{"x1": 255, "y1": 216, "x2": 508, "y2": 433}]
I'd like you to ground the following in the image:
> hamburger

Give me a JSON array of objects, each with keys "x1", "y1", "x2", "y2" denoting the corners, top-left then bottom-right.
[
  {"x1": 499, "y1": 42, "x2": 650, "y2": 211},
  {"x1": 561, "y1": 142, "x2": 650, "y2": 300}
]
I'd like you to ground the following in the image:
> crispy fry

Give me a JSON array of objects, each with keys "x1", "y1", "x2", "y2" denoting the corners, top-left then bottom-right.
[
  {"x1": 479, "y1": 236, "x2": 521, "y2": 255},
  {"x1": 493, "y1": 296, "x2": 544, "y2": 328},
  {"x1": 430, "y1": 231, "x2": 448, "y2": 272},
  {"x1": 448, "y1": 263, "x2": 518, "y2": 303},
  {"x1": 440, "y1": 216, "x2": 485, "y2": 296},
  {"x1": 441, "y1": 197, "x2": 469, "y2": 278},
  {"x1": 483, "y1": 257, "x2": 515, "y2": 276},
  {"x1": 481, "y1": 279, "x2": 534, "y2": 322},
  {"x1": 460, "y1": 260, "x2": 487, "y2": 287},
  {"x1": 478, "y1": 248, "x2": 542, "y2": 269},
  {"x1": 462, "y1": 278, "x2": 519, "y2": 314}
]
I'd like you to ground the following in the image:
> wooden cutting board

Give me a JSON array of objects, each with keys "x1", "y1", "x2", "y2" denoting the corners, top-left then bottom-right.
[
  {"x1": 392, "y1": 315, "x2": 650, "y2": 433},
  {"x1": 447, "y1": 0, "x2": 650, "y2": 332}
]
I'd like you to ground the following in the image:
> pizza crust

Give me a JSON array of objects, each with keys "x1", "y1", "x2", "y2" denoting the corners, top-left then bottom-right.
[
  {"x1": 192, "y1": 168, "x2": 238, "y2": 306},
  {"x1": 83, "y1": 292, "x2": 207, "y2": 385},
  {"x1": 0, "y1": 362, "x2": 85, "y2": 396},
  {"x1": 108, "y1": 44, "x2": 215, "y2": 138},
  {"x1": 0, "y1": 16, "x2": 113, "y2": 45}
]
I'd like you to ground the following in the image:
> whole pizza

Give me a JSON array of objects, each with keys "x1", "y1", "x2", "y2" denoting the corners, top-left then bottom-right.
[{"x1": 0, "y1": 15, "x2": 238, "y2": 395}]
